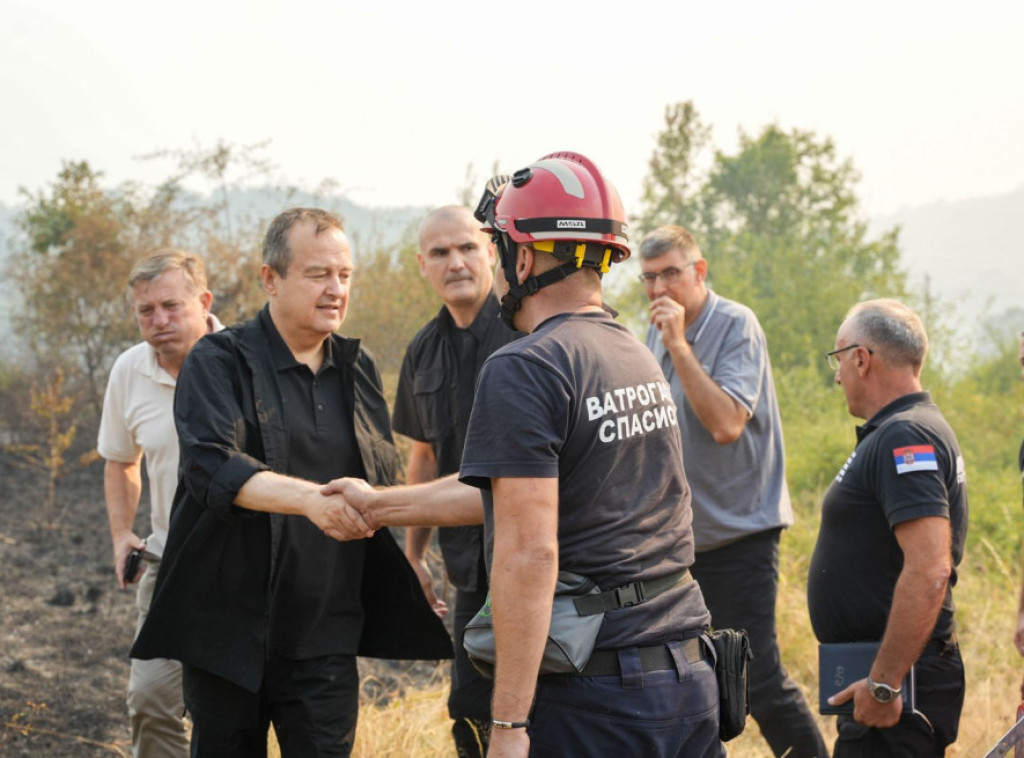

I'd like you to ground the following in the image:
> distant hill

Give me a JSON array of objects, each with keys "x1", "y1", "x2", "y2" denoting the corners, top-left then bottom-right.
[
  {"x1": 221, "y1": 186, "x2": 424, "y2": 253},
  {"x1": 870, "y1": 186, "x2": 1024, "y2": 338},
  {"x1": 3, "y1": 185, "x2": 1020, "y2": 361}
]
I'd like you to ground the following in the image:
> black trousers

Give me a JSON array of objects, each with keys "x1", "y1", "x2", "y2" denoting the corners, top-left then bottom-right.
[
  {"x1": 183, "y1": 654, "x2": 359, "y2": 758},
  {"x1": 450, "y1": 584, "x2": 493, "y2": 757},
  {"x1": 692, "y1": 528, "x2": 828, "y2": 758}
]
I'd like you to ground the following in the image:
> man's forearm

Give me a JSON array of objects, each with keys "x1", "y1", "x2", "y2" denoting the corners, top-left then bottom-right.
[
  {"x1": 665, "y1": 339, "x2": 747, "y2": 444},
  {"x1": 236, "y1": 471, "x2": 374, "y2": 540},
  {"x1": 490, "y1": 543, "x2": 556, "y2": 722},
  {"x1": 872, "y1": 517, "x2": 951, "y2": 685},
  {"x1": 368, "y1": 474, "x2": 483, "y2": 528},
  {"x1": 871, "y1": 568, "x2": 946, "y2": 686},
  {"x1": 103, "y1": 459, "x2": 143, "y2": 543},
  {"x1": 406, "y1": 526, "x2": 433, "y2": 561},
  {"x1": 404, "y1": 440, "x2": 439, "y2": 557},
  {"x1": 235, "y1": 470, "x2": 325, "y2": 515},
  {"x1": 490, "y1": 477, "x2": 559, "y2": 725}
]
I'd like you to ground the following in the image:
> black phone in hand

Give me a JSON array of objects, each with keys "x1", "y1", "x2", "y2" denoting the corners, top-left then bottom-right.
[{"x1": 124, "y1": 549, "x2": 144, "y2": 582}]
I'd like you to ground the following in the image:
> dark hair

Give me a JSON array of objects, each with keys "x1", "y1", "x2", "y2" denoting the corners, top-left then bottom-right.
[
  {"x1": 638, "y1": 224, "x2": 701, "y2": 262},
  {"x1": 263, "y1": 208, "x2": 346, "y2": 276}
]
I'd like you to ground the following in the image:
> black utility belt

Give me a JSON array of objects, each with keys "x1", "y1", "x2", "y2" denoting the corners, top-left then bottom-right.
[
  {"x1": 577, "y1": 638, "x2": 705, "y2": 677},
  {"x1": 572, "y1": 568, "x2": 692, "y2": 616}
]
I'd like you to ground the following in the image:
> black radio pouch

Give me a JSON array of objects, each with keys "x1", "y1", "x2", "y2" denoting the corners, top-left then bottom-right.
[{"x1": 709, "y1": 628, "x2": 753, "y2": 741}]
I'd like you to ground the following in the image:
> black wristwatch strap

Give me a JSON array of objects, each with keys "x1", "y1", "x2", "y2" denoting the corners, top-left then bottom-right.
[{"x1": 492, "y1": 718, "x2": 530, "y2": 730}]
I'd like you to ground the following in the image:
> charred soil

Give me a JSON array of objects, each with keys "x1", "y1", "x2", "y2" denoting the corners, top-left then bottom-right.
[
  {"x1": 0, "y1": 458, "x2": 136, "y2": 756},
  {"x1": 0, "y1": 454, "x2": 450, "y2": 756}
]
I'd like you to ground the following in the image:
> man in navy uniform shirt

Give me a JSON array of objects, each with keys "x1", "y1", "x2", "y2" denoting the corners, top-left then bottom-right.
[{"x1": 809, "y1": 298, "x2": 967, "y2": 757}]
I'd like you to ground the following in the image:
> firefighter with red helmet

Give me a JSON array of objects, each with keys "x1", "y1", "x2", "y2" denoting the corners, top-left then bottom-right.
[
  {"x1": 474, "y1": 151, "x2": 631, "y2": 331},
  {"x1": 461, "y1": 152, "x2": 723, "y2": 757},
  {"x1": 323, "y1": 152, "x2": 724, "y2": 757}
]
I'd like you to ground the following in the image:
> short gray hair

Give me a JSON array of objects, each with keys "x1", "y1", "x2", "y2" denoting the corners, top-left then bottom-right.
[
  {"x1": 127, "y1": 249, "x2": 207, "y2": 303},
  {"x1": 638, "y1": 224, "x2": 701, "y2": 262},
  {"x1": 843, "y1": 298, "x2": 928, "y2": 371},
  {"x1": 263, "y1": 207, "x2": 346, "y2": 276},
  {"x1": 417, "y1": 205, "x2": 478, "y2": 250}
]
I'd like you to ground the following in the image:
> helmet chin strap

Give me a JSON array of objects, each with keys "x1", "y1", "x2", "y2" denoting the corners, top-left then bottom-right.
[{"x1": 495, "y1": 234, "x2": 580, "y2": 330}]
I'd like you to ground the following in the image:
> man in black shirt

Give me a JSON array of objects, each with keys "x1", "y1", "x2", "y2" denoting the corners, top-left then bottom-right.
[
  {"x1": 132, "y1": 208, "x2": 451, "y2": 758},
  {"x1": 392, "y1": 205, "x2": 517, "y2": 756},
  {"x1": 808, "y1": 298, "x2": 967, "y2": 757}
]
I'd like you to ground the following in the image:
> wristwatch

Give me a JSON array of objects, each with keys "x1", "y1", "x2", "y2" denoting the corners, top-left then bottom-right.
[{"x1": 866, "y1": 677, "x2": 902, "y2": 704}]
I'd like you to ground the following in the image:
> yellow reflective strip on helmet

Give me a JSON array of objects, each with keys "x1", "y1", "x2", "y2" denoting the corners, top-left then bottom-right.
[{"x1": 573, "y1": 243, "x2": 587, "y2": 269}]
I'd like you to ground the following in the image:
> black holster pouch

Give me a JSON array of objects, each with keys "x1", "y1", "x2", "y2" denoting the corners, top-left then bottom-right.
[{"x1": 709, "y1": 628, "x2": 752, "y2": 741}]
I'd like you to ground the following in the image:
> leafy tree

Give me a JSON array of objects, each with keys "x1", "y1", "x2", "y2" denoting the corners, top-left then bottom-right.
[
  {"x1": 700, "y1": 125, "x2": 907, "y2": 371},
  {"x1": 635, "y1": 101, "x2": 711, "y2": 236},
  {"x1": 10, "y1": 162, "x2": 141, "y2": 414},
  {"x1": 8, "y1": 149, "x2": 275, "y2": 415}
]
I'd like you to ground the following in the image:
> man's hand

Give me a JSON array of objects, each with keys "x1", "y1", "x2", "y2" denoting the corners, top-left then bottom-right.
[
  {"x1": 827, "y1": 678, "x2": 902, "y2": 728},
  {"x1": 648, "y1": 295, "x2": 688, "y2": 351},
  {"x1": 321, "y1": 477, "x2": 384, "y2": 529},
  {"x1": 486, "y1": 727, "x2": 529, "y2": 758},
  {"x1": 410, "y1": 556, "x2": 448, "y2": 618},
  {"x1": 112, "y1": 531, "x2": 147, "y2": 590},
  {"x1": 308, "y1": 492, "x2": 375, "y2": 541}
]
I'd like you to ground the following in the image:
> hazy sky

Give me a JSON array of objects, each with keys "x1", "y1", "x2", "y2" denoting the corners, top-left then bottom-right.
[{"x1": 2, "y1": 0, "x2": 1022, "y2": 217}]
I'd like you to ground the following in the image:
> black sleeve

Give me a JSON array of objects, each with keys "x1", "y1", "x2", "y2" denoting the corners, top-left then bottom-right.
[
  {"x1": 174, "y1": 337, "x2": 269, "y2": 519},
  {"x1": 391, "y1": 344, "x2": 426, "y2": 442},
  {"x1": 459, "y1": 353, "x2": 567, "y2": 489}
]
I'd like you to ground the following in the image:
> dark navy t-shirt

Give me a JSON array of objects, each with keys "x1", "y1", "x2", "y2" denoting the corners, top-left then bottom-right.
[
  {"x1": 460, "y1": 309, "x2": 711, "y2": 648},
  {"x1": 808, "y1": 392, "x2": 968, "y2": 644}
]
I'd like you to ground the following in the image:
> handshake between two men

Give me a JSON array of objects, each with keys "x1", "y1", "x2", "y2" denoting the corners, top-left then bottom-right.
[{"x1": 311, "y1": 474, "x2": 483, "y2": 542}]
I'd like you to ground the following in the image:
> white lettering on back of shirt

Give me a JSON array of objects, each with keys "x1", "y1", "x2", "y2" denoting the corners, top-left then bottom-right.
[{"x1": 584, "y1": 381, "x2": 678, "y2": 442}]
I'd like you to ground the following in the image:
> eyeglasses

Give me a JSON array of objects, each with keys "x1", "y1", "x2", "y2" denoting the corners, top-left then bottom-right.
[
  {"x1": 825, "y1": 344, "x2": 874, "y2": 371},
  {"x1": 638, "y1": 261, "x2": 696, "y2": 286}
]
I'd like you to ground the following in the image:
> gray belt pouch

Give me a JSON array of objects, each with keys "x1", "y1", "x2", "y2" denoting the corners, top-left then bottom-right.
[{"x1": 462, "y1": 571, "x2": 604, "y2": 679}]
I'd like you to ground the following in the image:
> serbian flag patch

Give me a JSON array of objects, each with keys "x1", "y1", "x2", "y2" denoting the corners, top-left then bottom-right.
[{"x1": 893, "y1": 445, "x2": 938, "y2": 474}]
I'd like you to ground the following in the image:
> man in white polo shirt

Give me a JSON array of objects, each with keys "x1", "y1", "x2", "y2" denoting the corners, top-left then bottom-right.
[{"x1": 98, "y1": 250, "x2": 221, "y2": 758}]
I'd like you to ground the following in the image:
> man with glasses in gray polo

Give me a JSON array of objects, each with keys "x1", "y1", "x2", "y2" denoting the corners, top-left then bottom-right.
[{"x1": 639, "y1": 225, "x2": 827, "y2": 758}]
